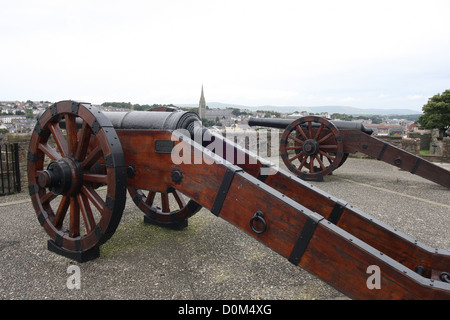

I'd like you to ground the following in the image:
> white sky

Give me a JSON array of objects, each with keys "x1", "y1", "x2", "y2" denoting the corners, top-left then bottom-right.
[{"x1": 1, "y1": 0, "x2": 449, "y2": 111}]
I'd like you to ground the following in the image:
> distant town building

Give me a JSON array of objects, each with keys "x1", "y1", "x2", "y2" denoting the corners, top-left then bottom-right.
[
  {"x1": 205, "y1": 109, "x2": 234, "y2": 127},
  {"x1": 364, "y1": 123, "x2": 405, "y2": 136},
  {"x1": 0, "y1": 115, "x2": 26, "y2": 124}
]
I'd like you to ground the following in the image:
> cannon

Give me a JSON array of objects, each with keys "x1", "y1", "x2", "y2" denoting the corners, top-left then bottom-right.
[
  {"x1": 248, "y1": 116, "x2": 450, "y2": 188},
  {"x1": 27, "y1": 101, "x2": 449, "y2": 299}
]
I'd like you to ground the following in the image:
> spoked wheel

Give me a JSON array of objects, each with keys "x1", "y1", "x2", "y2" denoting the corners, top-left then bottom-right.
[
  {"x1": 27, "y1": 101, "x2": 126, "y2": 261},
  {"x1": 280, "y1": 116, "x2": 344, "y2": 181},
  {"x1": 128, "y1": 186, "x2": 202, "y2": 229}
]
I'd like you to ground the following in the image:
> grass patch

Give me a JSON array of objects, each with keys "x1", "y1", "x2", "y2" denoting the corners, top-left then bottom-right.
[{"x1": 99, "y1": 211, "x2": 209, "y2": 259}]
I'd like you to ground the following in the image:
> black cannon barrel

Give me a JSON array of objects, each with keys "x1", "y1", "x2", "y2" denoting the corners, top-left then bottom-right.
[
  {"x1": 106, "y1": 110, "x2": 200, "y2": 134},
  {"x1": 57, "y1": 110, "x2": 201, "y2": 135},
  {"x1": 248, "y1": 116, "x2": 373, "y2": 135},
  {"x1": 248, "y1": 117, "x2": 293, "y2": 129}
]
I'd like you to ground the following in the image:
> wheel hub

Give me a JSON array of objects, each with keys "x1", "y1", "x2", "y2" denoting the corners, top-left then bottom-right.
[
  {"x1": 38, "y1": 158, "x2": 82, "y2": 196},
  {"x1": 302, "y1": 139, "x2": 319, "y2": 156}
]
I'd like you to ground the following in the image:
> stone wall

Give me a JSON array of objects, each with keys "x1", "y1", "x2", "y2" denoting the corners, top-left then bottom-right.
[
  {"x1": 376, "y1": 134, "x2": 450, "y2": 162},
  {"x1": 442, "y1": 137, "x2": 450, "y2": 160},
  {"x1": 408, "y1": 131, "x2": 431, "y2": 151},
  {"x1": 399, "y1": 137, "x2": 421, "y2": 154},
  {"x1": 376, "y1": 135, "x2": 420, "y2": 155}
]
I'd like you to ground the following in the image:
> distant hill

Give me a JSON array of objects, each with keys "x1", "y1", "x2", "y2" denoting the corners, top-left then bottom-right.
[
  {"x1": 303, "y1": 105, "x2": 422, "y2": 116},
  {"x1": 176, "y1": 102, "x2": 422, "y2": 116}
]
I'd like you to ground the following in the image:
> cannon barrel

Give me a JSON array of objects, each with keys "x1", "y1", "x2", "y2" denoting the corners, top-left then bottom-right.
[
  {"x1": 248, "y1": 117, "x2": 293, "y2": 129},
  {"x1": 106, "y1": 110, "x2": 200, "y2": 133},
  {"x1": 57, "y1": 110, "x2": 201, "y2": 135},
  {"x1": 248, "y1": 116, "x2": 373, "y2": 135}
]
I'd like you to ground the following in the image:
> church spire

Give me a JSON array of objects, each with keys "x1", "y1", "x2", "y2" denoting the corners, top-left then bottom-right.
[{"x1": 199, "y1": 85, "x2": 206, "y2": 119}]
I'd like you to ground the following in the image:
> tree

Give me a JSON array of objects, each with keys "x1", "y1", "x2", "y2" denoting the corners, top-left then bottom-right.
[
  {"x1": 25, "y1": 109, "x2": 34, "y2": 118},
  {"x1": 231, "y1": 108, "x2": 241, "y2": 116},
  {"x1": 419, "y1": 90, "x2": 450, "y2": 137}
]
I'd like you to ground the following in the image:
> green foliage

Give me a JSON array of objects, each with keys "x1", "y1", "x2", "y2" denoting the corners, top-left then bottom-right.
[
  {"x1": 201, "y1": 118, "x2": 222, "y2": 127},
  {"x1": 231, "y1": 108, "x2": 240, "y2": 116},
  {"x1": 26, "y1": 111, "x2": 34, "y2": 118},
  {"x1": 255, "y1": 110, "x2": 281, "y2": 118},
  {"x1": 101, "y1": 102, "x2": 133, "y2": 109},
  {"x1": 419, "y1": 89, "x2": 450, "y2": 136},
  {"x1": 179, "y1": 106, "x2": 199, "y2": 114},
  {"x1": 229, "y1": 107, "x2": 252, "y2": 116},
  {"x1": 330, "y1": 113, "x2": 383, "y2": 123}
]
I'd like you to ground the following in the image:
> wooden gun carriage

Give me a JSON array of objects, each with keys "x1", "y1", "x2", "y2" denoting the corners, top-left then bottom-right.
[
  {"x1": 27, "y1": 101, "x2": 449, "y2": 299},
  {"x1": 248, "y1": 116, "x2": 450, "y2": 188}
]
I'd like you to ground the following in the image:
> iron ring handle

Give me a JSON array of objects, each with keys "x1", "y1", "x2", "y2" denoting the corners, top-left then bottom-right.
[
  {"x1": 440, "y1": 272, "x2": 450, "y2": 283},
  {"x1": 250, "y1": 211, "x2": 267, "y2": 234}
]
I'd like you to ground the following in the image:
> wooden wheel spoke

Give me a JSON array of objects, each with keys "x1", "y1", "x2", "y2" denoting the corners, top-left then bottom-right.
[
  {"x1": 40, "y1": 192, "x2": 57, "y2": 205},
  {"x1": 83, "y1": 173, "x2": 108, "y2": 184},
  {"x1": 65, "y1": 114, "x2": 78, "y2": 157},
  {"x1": 75, "y1": 122, "x2": 92, "y2": 161},
  {"x1": 171, "y1": 190, "x2": 186, "y2": 209},
  {"x1": 81, "y1": 185, "x2": 106, "y2": 215},
  {"x1": 77, "y1": 193, "x2": 96, "y2": 234},
  {"x1": 145, "y1": 191, "x2": 156, "y2": 206},
  {"x1": 314, "y1": 124, "x2": 324, "y2": 140},
  {"x1": 49, "y1": 122, "x2": 69, "y2": 157},
  {"x1": 309, "y1": 156, "x2": 314, "y2": 172},
  {"x1": 286, "y1": 146, "x2": 302, "y2": 150},
  {"x1": 69, "y1": 196, "x2": 80, "y2": 237},
  {"x1": 318, "y1": 132, "x2": 334, "y2": 144},
  {"x1": 297, "y1": 154, "x2": 308, "y2": 171},
  {"x1": 38, "y1": 143, "x2": 61, "y2": 161},
  {"x1": 81, "y1": 145, "x2": 103, "y2": 170},
  {"x1": 287, "y1": 134, "x2": 303, "y2": 144},
  {"x1": 161, "y1": 192, "x2": 170, "y2": 213},
  {"x1": 315, "y1": 154, "x2": 326, "y2": 170},
  {"x1": 53, "y1": 196, "x2": 70, "y2": 229},
  {"x1": 289, "y1": 151, "x2": 304, "y2": 162},
  {"x1": 319, "y1": 150, "x2": 335, "y2": 162},
  {"x1": 296, "y1": 125, "x2": 308, "y2": 140},
  {"x1": 308, "y1": 121, "x2": 313, "y2": 139}
]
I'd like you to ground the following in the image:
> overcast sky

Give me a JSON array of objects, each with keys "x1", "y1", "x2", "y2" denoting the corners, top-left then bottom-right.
[{"x1": 1, "y1": 0, "x2": 449, "y2": 111}]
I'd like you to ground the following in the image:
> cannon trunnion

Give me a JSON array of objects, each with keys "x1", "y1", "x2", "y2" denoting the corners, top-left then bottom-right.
[{"x1": 27, "y1": 101, "x2": 450, "y2": 299}]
